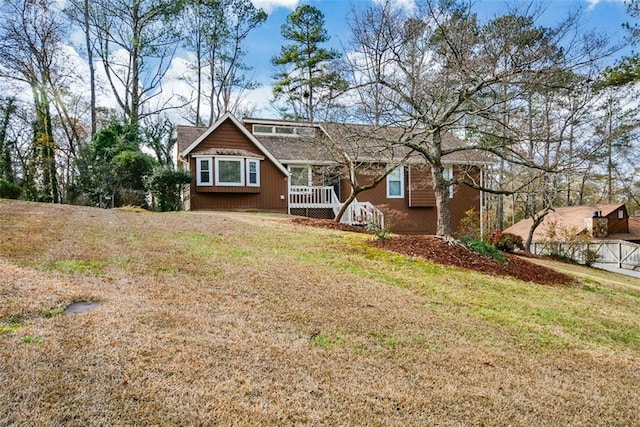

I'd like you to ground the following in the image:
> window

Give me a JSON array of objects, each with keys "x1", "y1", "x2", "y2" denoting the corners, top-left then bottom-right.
[
  {"x1": 215, "y1": 158, "x2": 244, "y2": 186},
  {"x1": 275, "y1": 126, "x2": 294, "y2": 135},
  {"x1": 290, "y1": 166, "x2": 311, "y2": 187},
  {"x1": 196, "y1": 158, "x2": 213, "y2": 186},
  {"x1": 296, "y1": 127, "x2": 315, "y2": 137},
  {"x1": 619, "y1": 209, "x2": 625, "y2": 219},
  {"x1": 387, "y1": 167, "x2": 404, "y2": 198},
  {"x1": 253, "y1": 125, "x2": 273, "y2": 134},
  {"x1": 247, "y1": 159, "x2": 260, "y2": 186},
  {"x1": 252, "y1": 124, "x2": 315, "y2": 137}
]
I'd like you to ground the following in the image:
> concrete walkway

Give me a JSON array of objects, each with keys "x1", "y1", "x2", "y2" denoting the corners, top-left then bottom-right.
[{"x1": 593, "y1": 263, "x2": 640, "y2": 279}]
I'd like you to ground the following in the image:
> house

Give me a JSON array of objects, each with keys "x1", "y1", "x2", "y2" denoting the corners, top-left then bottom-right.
[
  {"x1": 504, "y1": 204, "x2": 640, "y2": 244},
  {"x1": 176, "y1": 113, "x2": 487, "y2": 234}
]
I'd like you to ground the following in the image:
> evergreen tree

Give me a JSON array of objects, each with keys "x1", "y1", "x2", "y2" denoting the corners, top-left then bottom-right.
[{"x1": 271, "y1": 5, "x2": 347, "y2": 121}]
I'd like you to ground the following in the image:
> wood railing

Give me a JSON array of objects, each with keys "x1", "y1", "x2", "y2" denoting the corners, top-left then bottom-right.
[
  {"x1": 289, "y1": 186, "x2": 339, "y2": 208},
  {"x1": 289, "y1": 186, "x2": 385, "y2": 229},
  {"x1": 341, "y1": 200, "x2": 385, "y2": 230}
]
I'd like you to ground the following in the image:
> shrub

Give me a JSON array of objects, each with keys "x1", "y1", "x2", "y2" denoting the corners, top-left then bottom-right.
[
  {"x1": 485, "y1": 230, "x2": 524, "y2": 253},
  {"x1": 582, "y1": 248, "x2": 600, "y2": 267},
  {"x1": 461, "y1": 237, "x2": 506, "y2": 263},
  {"x1": 0, "y1": 179, "x2": 21, "y2": 199}
]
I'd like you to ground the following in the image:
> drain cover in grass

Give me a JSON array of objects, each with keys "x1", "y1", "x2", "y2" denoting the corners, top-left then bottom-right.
[{"x1": 64, "y1": 301, "x2": 101, "y2": 315}]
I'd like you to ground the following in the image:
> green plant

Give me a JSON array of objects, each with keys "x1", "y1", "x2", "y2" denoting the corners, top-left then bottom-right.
[
  {"x1": 461, "y1": 237, "x2": 506, "y2": 262},
  {"x1": 366, "y1": 221, "x2": 389, "y2": 240},
  {"x1": 0, "y1": 178, "x2": 21, "y2": 199},
  {"x1": 42, "y1": 307, "x2": 64, "y2": 318},
  {"x1": 582, "y1": 248, "x2": 600, "y2": 267},
  {"x1": 21, "y1": 335, "x2": 43, "y2": 344},
  {"x1": 146, "y1": 166, "x2": 191, "y2": 211},
  {"x1": 0, "y1": 321, "x2": 22, "y2": 334}
]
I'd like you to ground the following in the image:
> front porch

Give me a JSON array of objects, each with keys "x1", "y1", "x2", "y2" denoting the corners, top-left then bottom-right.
[{"x1": 288, "y1": 186, "x2": 384, "y2": 229}]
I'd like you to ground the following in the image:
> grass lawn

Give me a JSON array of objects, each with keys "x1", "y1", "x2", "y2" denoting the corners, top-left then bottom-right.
[{"x1": 1, "y1": 199, "x2": 639, "y2": 425}]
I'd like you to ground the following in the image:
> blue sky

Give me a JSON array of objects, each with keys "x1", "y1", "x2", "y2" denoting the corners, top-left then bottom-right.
[
  {"x1": 58, "y1": 0, "x2": 633, "y2": 120},
  {"x1": 233, "y1": 0, "x2": 633, "y2": 114}
]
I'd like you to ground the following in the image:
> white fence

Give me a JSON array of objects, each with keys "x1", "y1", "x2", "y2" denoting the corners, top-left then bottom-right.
[{"x1": 530, "y1": 240, "x2": 640, "y2": 271}]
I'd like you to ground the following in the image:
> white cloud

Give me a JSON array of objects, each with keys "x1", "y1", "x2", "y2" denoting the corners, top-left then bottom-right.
[
  {"x1": 586, "y1": 0, "x2": 626, "y2": 10},
  {"x1": 374, "y1": 0, "x2": 417, "y2": 13},
  {"x1": 251, "y1": 0, "x2": 299, "y2": 13}
]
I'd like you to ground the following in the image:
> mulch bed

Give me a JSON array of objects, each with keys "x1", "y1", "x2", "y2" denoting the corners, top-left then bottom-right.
[{"x1": 291, "y1": 217, "x2": 576, "y2": 286}]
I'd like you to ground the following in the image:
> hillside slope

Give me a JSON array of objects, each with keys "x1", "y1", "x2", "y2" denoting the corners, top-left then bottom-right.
[{"x1": 1, "y1": 200, "x2": 639, "y2": 425}]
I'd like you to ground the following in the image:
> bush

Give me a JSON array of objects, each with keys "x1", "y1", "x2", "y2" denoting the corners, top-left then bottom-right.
[
  {"x1": 582, "y1": 248, "x2": 600, "y2": 267},
  {"x1": 461, "y1": 237, "x2": 506, "y2": 263},
  {"x1": 0, "y1": 178, "x2": 21, "y2": 199},
  {"x1": 485, "y1": 230, "x2": 524, "y2": 253}
]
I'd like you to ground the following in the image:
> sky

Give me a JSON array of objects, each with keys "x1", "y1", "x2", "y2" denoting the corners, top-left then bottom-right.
[
  {"x1": 231, "y1": 0, "x2": 634, "y2": 117},
  {"x1": 54, "y1": 0, "x2": 635, "y2": 121}
]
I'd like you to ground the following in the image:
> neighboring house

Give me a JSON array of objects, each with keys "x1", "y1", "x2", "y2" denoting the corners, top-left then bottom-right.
[
  {"x1": 505, "y1": 204, "x2": 640, "y2": 244},
  {"x1": 177, "y1": 112, "x2": 487, "y2": 234}
]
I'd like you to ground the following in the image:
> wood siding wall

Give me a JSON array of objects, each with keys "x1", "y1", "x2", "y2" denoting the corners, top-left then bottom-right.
[
  {"x1": 606, "y1": 207, "x2": 629, "y2": 234},
  {"x1": 347, "y1": 165, "x2": 480, "y2": 234},
  {"x1": 188, "y1": 119, "x2": 288, "y2": 212},
  {"x1": 408, "y1": 164, "x2": 435, "y2": 207}
]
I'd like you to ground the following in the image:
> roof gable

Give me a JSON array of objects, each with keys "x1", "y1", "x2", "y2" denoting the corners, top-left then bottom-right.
[
  {"x1": 178, "y1": 114, "x2": 490, "y2": 166},
  {"x1": 180, "y1": 112, "x2": 288, "y2": 176}
]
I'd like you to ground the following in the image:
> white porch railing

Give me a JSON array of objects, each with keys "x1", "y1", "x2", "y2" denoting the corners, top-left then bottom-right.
[
  {"x1": 289, "y1": 186, "x2": 339, "y2": 208},
  {"x1": 289, "y1": 186, "x2": 384, "y2": 229},
  {"x1": 341, "y1": 200, "x2": 385, "y2": 230}
]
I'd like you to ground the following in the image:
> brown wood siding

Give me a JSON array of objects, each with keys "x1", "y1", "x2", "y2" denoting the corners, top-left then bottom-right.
[
  {"x1": 188, "y1": 118, "x2": 288, "y2": 212},
  {"x1": 408, "y1": 164, "x2": 436, "y2": 207},
  {"x1": 606, "y1": 207, "x2": 629, "y2": 234},
  {"x1": 351, "y1": 165, "x2": 480, "y2": 234}
]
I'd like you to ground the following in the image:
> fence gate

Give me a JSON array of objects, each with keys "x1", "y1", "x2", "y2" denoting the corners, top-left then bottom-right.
[{"x1": 531, "y1": 240, "x2": 640, "y2": 271}]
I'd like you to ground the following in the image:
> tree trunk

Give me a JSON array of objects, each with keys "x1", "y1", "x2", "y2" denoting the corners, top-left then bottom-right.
[
  {"x1": 84, "y1": 0, "x2": 96, "y2": 137},
  {"x1": 431, "y1": 162, "x2": 453, "y2": 237},
  {"x1": 429, "y1": 129, "x2": 453, "y2": 237}
]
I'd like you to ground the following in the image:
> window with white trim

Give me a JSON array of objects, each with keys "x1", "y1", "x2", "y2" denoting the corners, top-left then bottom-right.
[
  {"x1": 290, "y1": 166, "x2": 311, "y2": 187},
  {"x1": 387, "y1": 166, "x2": 404, "y2": 198},
  {"x1": 247, "y1": 159, "x2": 260, "y2": 186},
  {"x1": 215, "y1": 157, "x2": 244, "y2": 186},
  {"x1": 196, "y1": 158, "x2": 213, "y2": 186}
]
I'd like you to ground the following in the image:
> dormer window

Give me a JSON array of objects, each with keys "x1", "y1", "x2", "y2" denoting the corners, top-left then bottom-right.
[{"x1": 252, "y1": 124, "x2": 315, "y2": 137}]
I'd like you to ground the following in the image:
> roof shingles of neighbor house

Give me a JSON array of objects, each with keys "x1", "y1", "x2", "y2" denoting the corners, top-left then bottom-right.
[
  {"x1": 505, "y1": 204, "x2": 640, "y2": 242},
  {"x1": 177, "y1": 117, "x2": 489, "y2": 165}
]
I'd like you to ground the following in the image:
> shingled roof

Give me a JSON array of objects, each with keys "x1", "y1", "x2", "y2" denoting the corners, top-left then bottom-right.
[
  {"x1": 504, "y1": 204, "x2": 640, "y2": 242},
  {"x1": 177, "y1": 115, "x2": 490, "y2": 165}
]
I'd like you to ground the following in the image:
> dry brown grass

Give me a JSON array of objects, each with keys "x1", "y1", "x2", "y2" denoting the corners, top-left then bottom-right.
[{"x1": 1, "y1": 199, "x2": 639, "y2": 426}]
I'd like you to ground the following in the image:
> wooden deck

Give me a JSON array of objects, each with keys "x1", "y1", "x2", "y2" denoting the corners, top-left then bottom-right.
[{"x1": 288, "y1": 186, "x2": 384, "y2": 229}]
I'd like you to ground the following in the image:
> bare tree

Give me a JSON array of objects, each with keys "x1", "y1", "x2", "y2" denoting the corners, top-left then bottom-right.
[
  {"x1": 0, "y1": 0, "x2": 69, "y2": 202},
  {"x1": 66, "y1": 0, "x2": 97, "y2": 137},
  {"x1": 88, "y1": 0, "x2": 185, "y2": 126},
  {"x1": 346, "y1": 0, "x2": 613, "y2": 238},
  {"x1": 181, "y1": 0, "x2": 267, "y2": 126}
]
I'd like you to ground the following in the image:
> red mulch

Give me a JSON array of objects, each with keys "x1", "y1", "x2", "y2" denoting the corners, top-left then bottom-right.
[{"x1": 291, "y1": 217, "x2": 575, "y2": 286}]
